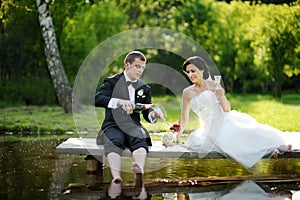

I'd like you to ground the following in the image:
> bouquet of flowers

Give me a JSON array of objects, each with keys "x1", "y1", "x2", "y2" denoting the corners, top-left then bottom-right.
[
  {"x1": 161, "y1": 124, "x2": 181, "y2": 147},
  {"x1": 161, "y1": 132, "x2": 175, "y2": 147}
]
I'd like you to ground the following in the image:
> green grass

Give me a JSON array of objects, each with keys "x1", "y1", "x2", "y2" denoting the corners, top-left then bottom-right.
[
  {"x1": 0, "y1": 93, "x2": 299, "y2": 135},
  {"x1": 226, "y1": 93, "x2": 300, "y2": 132},
  {"x1": 0, "y1": 106, "x2": 75, "y2": 134}
]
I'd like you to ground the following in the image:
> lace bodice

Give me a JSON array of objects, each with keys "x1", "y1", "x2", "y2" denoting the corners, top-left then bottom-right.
[{"x1": 190, "y1": 90, "x2": 224, "y2": 128}]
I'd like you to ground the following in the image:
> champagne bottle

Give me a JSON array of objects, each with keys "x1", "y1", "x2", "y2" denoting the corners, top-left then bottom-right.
[{"x1": 133, "y1": 103, "x2": 153, "y2": 112}]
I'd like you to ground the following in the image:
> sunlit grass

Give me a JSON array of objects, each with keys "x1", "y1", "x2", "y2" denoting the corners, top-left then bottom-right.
[
  {"x1": 0, "y1": 106, "x2": 75, "y2": 134},
  {"x1": 227, "y1": 93, "x2": 300, "y2": 132},
  {"x1": 0, "y1": 93, "x2": 299, "y2": 135}
]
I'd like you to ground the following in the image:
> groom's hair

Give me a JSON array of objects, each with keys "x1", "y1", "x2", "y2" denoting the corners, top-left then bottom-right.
[
  {"x1": 182, "y1": 56, "x2": 210, "y2": 79},
  {"x1": 124, "y1": 51, "x2": 146, "y2": 64}
]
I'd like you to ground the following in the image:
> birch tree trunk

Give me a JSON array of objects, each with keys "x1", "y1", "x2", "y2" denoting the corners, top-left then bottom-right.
[{"x1": 36, "y1": 0, "x2": 74, "y2": 113}]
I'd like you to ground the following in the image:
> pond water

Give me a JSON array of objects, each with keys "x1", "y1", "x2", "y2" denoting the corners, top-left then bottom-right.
[{"x1": 0, "y1": 136, "x2": 299, "y2": 200}]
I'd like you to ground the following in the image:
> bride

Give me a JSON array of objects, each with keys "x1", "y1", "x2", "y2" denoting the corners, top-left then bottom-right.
[{"x1": 174, "y1": 56, "x2": 292, "y2": 169}]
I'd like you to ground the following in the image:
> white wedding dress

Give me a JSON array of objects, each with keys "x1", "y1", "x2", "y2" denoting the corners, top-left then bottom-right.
[{"x1": 187, "y1": 90, "x2": 291, "y2": 169}]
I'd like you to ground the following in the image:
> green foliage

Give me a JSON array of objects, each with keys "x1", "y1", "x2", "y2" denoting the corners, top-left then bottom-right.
[
  {"x1": 0, "y1": 0, "x2": 55, "y2": 105},
  {"x1": 246, "y1": 3, "x2": 300, "y2": 97},
  {"x1": 0, "y1": 77, "x2": 56, "y2": 106},
  {"x1": 118, "y1": 0, "x2": 184, "y2": 28},
  {"x1": 0, "y1": 0, "x2": 44, "y2": 77},
  {"x1": 1, "y1": 0, "x2": 299, "y2": 105},
  {"x1": 60, "y1": 1, "x2": 129, "y2": 84}
]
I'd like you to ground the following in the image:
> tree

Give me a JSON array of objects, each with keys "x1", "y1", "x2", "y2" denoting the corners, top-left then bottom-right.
[
  {"x1": 59, "y1": 0, "x2": 129, "y2": 86},
  {"x1": 249, "y1": 3, "x2": 300, "y2": 97},
  {"x1": 35, "y1": 0, "x2": 75, "y2": 112}
]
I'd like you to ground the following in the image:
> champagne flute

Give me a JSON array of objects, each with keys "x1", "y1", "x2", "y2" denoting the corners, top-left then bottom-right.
[
  {"x1": 214, "y1": 75, "x2": 222, "y2": 89},
  {"x1": 154, "y1": 104, "x2": 169, "y2": 126}
]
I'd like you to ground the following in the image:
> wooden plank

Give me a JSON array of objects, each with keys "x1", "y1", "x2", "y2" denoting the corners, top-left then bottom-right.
[
  {"x1": 56, "y1": 138, "x2": 224, "y2": 158},
  {"x1": 61, "y1": 174, "x2": 300, "y2": 199},
  {"x1": 56, "y1": 138, "x2": 300, "y2": 158}
]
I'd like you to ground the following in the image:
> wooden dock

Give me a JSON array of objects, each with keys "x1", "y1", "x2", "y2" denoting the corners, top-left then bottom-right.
[
  {"x1": 56, "y1": 137, "x2": 224, "y2": 173},
  {"x1": 56, "y1": 138, "x2": 225, "y2": 158},
  {"x1": 56, "y1": 137, "x2": 300, "y2": 159},
  {"x1": 56, "y1": 138, "x2": 300, "y2": 199},
  {"x1": 56, "y1": 137, "x2": 300, "y2": 173}
]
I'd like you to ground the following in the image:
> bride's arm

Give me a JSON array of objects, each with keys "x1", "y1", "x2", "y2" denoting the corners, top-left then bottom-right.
[
  {"x1": 176, "y1": 89, "x2": 190, "y2": 141},
  {"x1": 215, "y1": 88, "x2": 231, "y2": 112},
  {"x1": 206, "y1": 80, "x2": 231, "y2": 112}
]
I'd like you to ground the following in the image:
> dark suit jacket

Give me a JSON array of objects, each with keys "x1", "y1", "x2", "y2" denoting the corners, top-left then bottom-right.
[{"x1": 94, "y1": 72, "x2": 153, "y2": 146}]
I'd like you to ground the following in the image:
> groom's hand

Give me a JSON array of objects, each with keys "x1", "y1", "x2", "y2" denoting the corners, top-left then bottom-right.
[{"x1": 118, "y1": 99, "x2": 134, "y2": 114}]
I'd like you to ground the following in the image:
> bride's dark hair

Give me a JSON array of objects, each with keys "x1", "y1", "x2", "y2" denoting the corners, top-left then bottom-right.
[{"x1": 182, "y1": 56, "x2": 210, "y2": 80}]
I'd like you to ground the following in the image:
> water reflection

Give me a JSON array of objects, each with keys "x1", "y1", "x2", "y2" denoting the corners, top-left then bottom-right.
[
  {"x1": 106, "y1": 176, "x2": 150, "y2": 199},
  {"x1": 0, "y1": 137, "x2": 65, "y2": 200},
  {"x1": 82, "y1": 178, "x2": 299, "y2": 200},
  {"x1": 188, "y1": 180, "x2": 294, "y2": 200},
  {"x1": 0, "y1": 137, "x2": 300, "y2": 200}
]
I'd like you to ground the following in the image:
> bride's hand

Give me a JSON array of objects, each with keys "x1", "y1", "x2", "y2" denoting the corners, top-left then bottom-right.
[
  {"x1": 215, "y1": 88, "x2": 227, "y2": 102},
  {"x1": 215, "y1": 88, "x2": 231, "y2": 112},
  {"x1": 170, "y1": 123, "x2": 181, "y2": 132},
  {"x1": 215, "y1": 87, "x2": 225, "y2": 96},
  {"x1": 175, "y1": 132, "x2": 182, "y2": 143}
]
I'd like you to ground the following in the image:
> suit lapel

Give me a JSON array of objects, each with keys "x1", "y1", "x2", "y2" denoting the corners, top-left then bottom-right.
[
  {"x1": 136, "y1": 80, "x2": 143, "y2": 89},
  {"x1": 112, "y1": 73, "x2": 130, "y2": 100},
  {"x1": 113, "y1": 73, "x2": 147, "y2": 102}
]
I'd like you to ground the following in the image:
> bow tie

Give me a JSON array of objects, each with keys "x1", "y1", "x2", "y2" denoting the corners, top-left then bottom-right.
[{"x1": 126, "y1": 81, "x2": 138, "y2": 88}]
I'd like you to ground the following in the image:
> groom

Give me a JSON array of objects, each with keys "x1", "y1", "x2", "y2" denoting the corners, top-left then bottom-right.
[{"x1": 94, "y1": 51, "x2": 162, "y2": 186}]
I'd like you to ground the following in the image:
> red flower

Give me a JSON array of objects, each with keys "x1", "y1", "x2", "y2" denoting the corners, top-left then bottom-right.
[{"x1": 170, "y1": 124, "x2": 181, "y2": 132}]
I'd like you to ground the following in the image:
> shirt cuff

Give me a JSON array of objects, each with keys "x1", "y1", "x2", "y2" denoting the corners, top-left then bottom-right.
[
  {"x1": 148, "y1": 111, "x2": 158, "y2": 123},
  {"x1": 108, "y1": 98, "x2": 120, "y2": 109}
]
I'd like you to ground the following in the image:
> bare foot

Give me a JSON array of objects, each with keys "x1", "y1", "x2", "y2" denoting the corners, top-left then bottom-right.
[
  {"x1": 287, "y1": 144, "x2": 292, "y2": 152},
  {"x1": 278, "y1": 144, "x2": 293, "y2": 153},
  {"x1": 131, "y1": 162, "x2": 146, "y2": 199},
  {"x1": 131, "y1": 162, "x2": 143, "y2": 175},
  {"x1": 112, "y1": 177, "x2": 122, "y2": 184},
  {"x1": 132, "y1": 177, "x2": 143, "y2": 199},
  {"x1": 132, "y1": 172, "x2": 147, "y2": 200},
  {"x1": 108, "y1": 179, "x2": 122, "y2": 199},
  {"x1": 132, "y1": 185, "x2": 147, "y2": 200},
  {"x1": 272, "y1": 149, "x2": 279, "y2": 159}
]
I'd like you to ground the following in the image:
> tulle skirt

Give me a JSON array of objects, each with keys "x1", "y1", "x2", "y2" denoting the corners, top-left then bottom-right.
[{"x1": 187, "y1": 110, "x2": 298, "y2": 169}]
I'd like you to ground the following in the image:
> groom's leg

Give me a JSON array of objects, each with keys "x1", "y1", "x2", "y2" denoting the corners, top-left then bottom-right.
[
  {"x1": 107, "y1": 152, "x2": 122, "y2": 182},
  {"x1": 127, "y1": 127, "x2": 149, "y2": 178},
  {"x1": 127, "y1": 127, "x2": 149, "y2": 154},
  {"x1": 103, "y1": 127, "x2": 126, "y2": 182},
  {"x1": 132, "y1": 148, "x2": 147, "y2": 176}
]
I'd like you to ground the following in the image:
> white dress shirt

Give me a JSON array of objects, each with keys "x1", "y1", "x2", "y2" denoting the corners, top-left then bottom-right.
[
  {"x1": 108, "y1": 71, "x2": 136, "y2": 108},
  {"x1": 107, "y1": 72, "x2": 156, "y2": 123}
]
